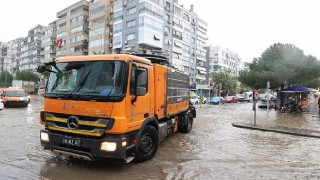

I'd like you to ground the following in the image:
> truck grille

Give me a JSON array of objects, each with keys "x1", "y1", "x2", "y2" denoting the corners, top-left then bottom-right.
[{"x1": 43, "y1": 112, "x2": 114, "y2": 137}]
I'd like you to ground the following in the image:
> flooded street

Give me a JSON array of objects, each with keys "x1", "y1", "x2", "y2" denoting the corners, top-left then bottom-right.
[{"x1": 1, "y1": 96, "x2": 320, "y2": 179}]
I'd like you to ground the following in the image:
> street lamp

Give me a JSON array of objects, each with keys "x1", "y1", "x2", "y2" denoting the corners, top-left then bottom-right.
[{"x1": 88, "y1": 27, "x2": 105, "y2": 54}]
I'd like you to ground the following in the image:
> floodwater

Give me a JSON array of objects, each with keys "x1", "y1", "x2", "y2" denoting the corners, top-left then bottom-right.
[{"x1": 1, "y1": 96, "x2": 320, "y2": 179}]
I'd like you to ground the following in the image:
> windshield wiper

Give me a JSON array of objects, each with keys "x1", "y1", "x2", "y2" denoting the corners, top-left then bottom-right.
[{"x1": 66, "y1": 69, "x2": 92, "y2": 98}]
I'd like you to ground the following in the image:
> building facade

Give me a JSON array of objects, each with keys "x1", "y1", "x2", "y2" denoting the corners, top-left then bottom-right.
[
  {"x1": 41, "y1": 21, "x2": 57, "y2": 64},
  {"x1": 0, "y1": 42, "x2": 8, "y2": 72},
  {"x1": 55, "y1": 0, "x2": 90, "y2": 58},
  {"x1": 19, "y1": 25, "x2": 45, "y2": 71},
  {"x1": 207, "y1": 46, "x2": 243, "y2": 77},
  {"x1": 110, "y1": 0, "x2": 208, "y2": 84},
  {"x1": 88, "y1": 0, "x2": 113, "y2": 55},
  {"x1": 6, "y1": 38, "x2": 23, "y2": 73}
]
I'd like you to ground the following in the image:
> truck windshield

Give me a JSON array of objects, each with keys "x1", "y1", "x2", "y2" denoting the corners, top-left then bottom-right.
[{"x1": 46, "y1": 61, "x2": 127, "y2": 101}]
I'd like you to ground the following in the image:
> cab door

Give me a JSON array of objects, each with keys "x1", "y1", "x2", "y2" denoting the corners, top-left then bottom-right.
[{"x1": 127, "y1": 63, "x2": 151, "y2": 131}]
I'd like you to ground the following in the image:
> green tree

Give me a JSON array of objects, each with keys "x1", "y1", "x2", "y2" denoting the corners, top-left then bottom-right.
[
  {"x1": 15, "y1": 70, "x2": 39, "y2": 82},
  {"x1": 211, "y1": 72, "x2": 237, "y2": 94},
  {"x1": 0, "y1": 70, "x2": 13, "y2": 87},
  {"x1": 238, "y1": 43, "x2": 320, "y2": 90}
]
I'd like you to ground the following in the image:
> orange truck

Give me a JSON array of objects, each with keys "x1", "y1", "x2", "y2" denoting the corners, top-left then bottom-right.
[{"x1": 37, "y1": 53, "x2": 196, "y2": 162}]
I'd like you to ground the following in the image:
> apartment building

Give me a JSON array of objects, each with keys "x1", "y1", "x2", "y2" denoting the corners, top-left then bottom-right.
[
  {"x1": 19, "y1": 25, "x2": 45, "y2": 71},
  {"x1": 207, "y1": 46, "x2": 243, "y2": 77},
  {"x1": 111, "y1": 0, "x2": 208, "y2": 84},
  {"x1": 0, "y1": 42, "x2": 8, "y2": 71},
  {"x1": 55, "y1": 0, "x2": 90, "y2": 58},
  {"x1": 88, "y1": 0, "x2": 113, "y2": 55},
  {"x1": 6, "y1": 38, "x2": 24, "y2": 73},
  {"x1": 41, "y1": 21, "x2": 57, "y2": 64}
]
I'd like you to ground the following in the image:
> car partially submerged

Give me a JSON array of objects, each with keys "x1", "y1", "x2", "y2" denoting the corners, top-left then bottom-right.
[
  {"x1": 258, "y1": 94, "x2": 277, "y2": 108},
  {"x1": 0, "y1": 87, "x2": 30, "y2": 107},
  {"x1": 209, "y1": 96, "x2": 225, "y2": 105},
  {"x1": 224, "y1": 96, "x2": 238, "y2": 103}
]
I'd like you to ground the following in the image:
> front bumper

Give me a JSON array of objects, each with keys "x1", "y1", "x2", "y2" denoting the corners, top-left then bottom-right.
[
  {"x1": 40, "y1": 130, "x2": 136, "y2": 160},
  {"x1": 4, "y1": 100, "x2": 28, "y2": 107}
]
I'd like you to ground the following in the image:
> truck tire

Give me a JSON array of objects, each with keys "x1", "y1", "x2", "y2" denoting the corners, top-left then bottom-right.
[
  {"x1": 178, "y1": 113, "x2": 193, "y2": 133},
  {"x1": 133, "y1": 125, "x2": 159, "y2": 163}
]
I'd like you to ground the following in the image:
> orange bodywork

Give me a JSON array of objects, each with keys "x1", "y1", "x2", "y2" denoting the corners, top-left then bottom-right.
[{"x1": 40, "y1": 54, "x2": 189, "y2": 136}]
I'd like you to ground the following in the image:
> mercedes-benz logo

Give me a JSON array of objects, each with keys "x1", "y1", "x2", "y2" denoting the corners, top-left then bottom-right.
[{"x1": 67, "y1": 116, "x2": 79, "y2": 129}]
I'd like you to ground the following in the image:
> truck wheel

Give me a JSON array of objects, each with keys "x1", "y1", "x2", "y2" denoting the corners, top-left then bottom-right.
[
  {"x1": 178, "y1": 114, "x2": 193, "y2": 133},
  {"x1": 133, "y1": 125, "x2": 159, "y2": 163}
]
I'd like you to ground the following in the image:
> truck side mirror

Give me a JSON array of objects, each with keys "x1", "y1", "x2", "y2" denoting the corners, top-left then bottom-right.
[{"x1": 37, "y1": 64, "x2": 47, "y2": 73}]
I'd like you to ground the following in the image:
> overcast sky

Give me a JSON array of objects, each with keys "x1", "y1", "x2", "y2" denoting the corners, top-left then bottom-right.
[{"x1": 1, "y1": 0, "x2": 319, "y2": 62}]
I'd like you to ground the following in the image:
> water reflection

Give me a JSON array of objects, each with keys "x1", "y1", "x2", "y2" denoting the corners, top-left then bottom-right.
[{"x1": 39, "y1": 156, "x2": 165, "y2": 180}]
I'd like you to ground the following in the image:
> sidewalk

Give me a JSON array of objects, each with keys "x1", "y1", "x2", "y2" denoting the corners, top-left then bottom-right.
[
  {"x1": 232, "y1": 109, "x2": 320, "y2": 138},
  {"x1": 232, "y1": 122, "x2": 320, "y2": 138}
]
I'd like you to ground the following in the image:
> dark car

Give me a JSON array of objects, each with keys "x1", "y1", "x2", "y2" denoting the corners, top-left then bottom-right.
[{"x1": 209, "y1": 96, "x2": 225, "y2": 105}]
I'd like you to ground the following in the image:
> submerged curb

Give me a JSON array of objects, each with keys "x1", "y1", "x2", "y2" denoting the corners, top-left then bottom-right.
[{"x1": 232, "y1": 122, "x2": 320, "y2": 138}]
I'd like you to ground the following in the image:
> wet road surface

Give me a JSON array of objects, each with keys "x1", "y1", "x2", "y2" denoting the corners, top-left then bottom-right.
[{"x1": 1, "y1": 96, "x2": 320, "y2": 179}]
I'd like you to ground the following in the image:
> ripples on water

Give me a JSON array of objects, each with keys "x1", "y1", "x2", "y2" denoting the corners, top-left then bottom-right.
[{"x1": 2, "y1": 98, "x2": 320, "y2": 179}]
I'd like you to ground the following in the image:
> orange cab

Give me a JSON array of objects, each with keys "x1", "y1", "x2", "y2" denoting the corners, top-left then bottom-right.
[{"x1": 0, "y1": 87, "x2": 30, "y2": 107}]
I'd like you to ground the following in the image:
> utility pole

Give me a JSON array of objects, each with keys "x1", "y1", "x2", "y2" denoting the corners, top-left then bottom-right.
[
  {"x1": 208, "y1": 78, "x2": 211, "y2": 105},
  {"x1": 267, "y1": 81, "x2": 270, "y2": 111}
]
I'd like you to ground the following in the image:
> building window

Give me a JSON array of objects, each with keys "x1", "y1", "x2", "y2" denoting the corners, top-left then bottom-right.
[
  {"x1": 191, "y1": 37, "x2": 195, "y2": 44},
  {"x1": 126, "y1": 33, "x2": 135, "y2": 41},
  {"x1": 113, "y1": 23, "x2": 122, "y2": 34},
  {"x1": 165, "y1": 2, "x2": 170, "y2": 10},
  {"x1": 89, "y1": 39, "x2": 104, "y2": 48},
  {"x1": 127, "y1": 7, "x2": 136, "y2": 15},
  {"x1": 165, "y1": 14, "x2": 170, "y2": 22},
  {"x1": 90, "y1": 5, "x2": 105, "y2": 16},
  {"x1": 113, "y1": 35, "x2": 122, "y2": 46},
  {"x1": 89, "y1": 28, "x2": 105, "y2": 37},
  {"x1": 139, "y1": 2, "x2": 163, "y2": 20},
  {"x1": 139, "y1": 16, "x2": 163, "y2": 33},
  {"x1": 57, "y1": 31, "x2": 67, "y2": 38},
  {"x1": 126, "y1": 20, "x2": 136, "y2": 29},
  {"x1": 57, "y1": 22, "x2": 67, "y2": 29},
  {"x1": 70, "y1": 15, "x2": 85, "y2": 24},
  {"x1": 70, "y1": 25, "x2": 83, "y2": 34}
]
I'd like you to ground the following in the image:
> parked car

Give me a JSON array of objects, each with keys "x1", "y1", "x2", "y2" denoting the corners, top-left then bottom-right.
[
  {"x1": 0, "y1": 87, "x2": 30, "y2": 107},
  {"x1": 224, "y1": 96, "x2": 238, "y2": 103},
  {"x1": 237, "y1": 94, "x2": 245, "y2": 102},
  {"x1": 190, "y1": 96, "x2": 199, "y2": 104},
  {"x1": 0, "y1": 99, "x2": 4, "y2": 111},
  {"x1": 209, "y1": 96, "x2": 225, "y2": 105},
  {"x1": 243, "y1": 92, "x2": 253, "y2": 102},
  {"x1": 258, "y1": 94, "x2": 277, "y2": 108}
]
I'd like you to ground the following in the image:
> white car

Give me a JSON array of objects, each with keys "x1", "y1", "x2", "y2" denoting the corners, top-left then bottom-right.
[
  {"x1": 0, "y1": 99, "x2": 4, "y2": 111},
  {"x1": 190, "y1": 96, "x2": 199, "y2": 104},
  {"x1": 258, "y1": 94, "x2": 277, "y2": 108}
]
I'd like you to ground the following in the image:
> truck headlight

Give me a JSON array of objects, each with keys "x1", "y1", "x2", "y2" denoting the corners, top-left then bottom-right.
[
  {"x1": 100, "y1": 141, "x2": 117, "y2": 152},
  {"x1": 20, "y1": 97, "x2": 27, "y2": 101},
  {"x1": 40, "y1": 131, "x2": 49, "y2": 142}
]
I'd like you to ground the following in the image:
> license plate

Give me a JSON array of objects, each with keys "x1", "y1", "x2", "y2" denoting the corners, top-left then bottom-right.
[{"x1": 62, "y1": 137, "x2": 81, "y2": 147}]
